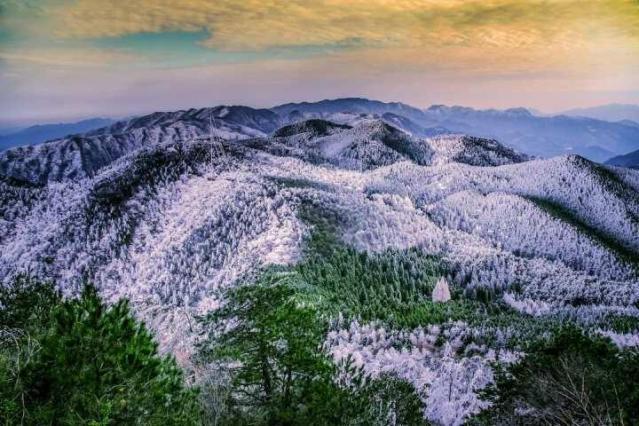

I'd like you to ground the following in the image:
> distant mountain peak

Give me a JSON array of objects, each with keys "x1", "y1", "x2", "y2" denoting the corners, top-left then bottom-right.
[
  {"x1": 0, "y1": 118, "x2": 115, "y2": 152},
  {"x1": 606, "y1": 148, "x2": 639, "y2": 169},
  {"x1": 503, "y1": 107, "x2": 533, "y2": 117},
  {"x1": 426, "y1": 104, "x2": 532, "y2": 118},
  {"x1": 271, "y1": 97, "x2": 427, "y2": 124}
]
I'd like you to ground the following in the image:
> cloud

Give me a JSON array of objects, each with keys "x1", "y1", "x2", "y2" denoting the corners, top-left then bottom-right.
[
  {"x1": 1, "y1": 0, "x2": 638, "y2": 123},
  {"x1": 3, "y1": 0, "x2": 638, "y2": 73},
  {"x1": 0, "y1": 47, "x2": 137, "y2": 67},
  {"x1": 46, "y1": 0, "x2": 639, "y2": 51},
  {"x1": 21, "y1": 0, "x2": 632, "y2": 76}
]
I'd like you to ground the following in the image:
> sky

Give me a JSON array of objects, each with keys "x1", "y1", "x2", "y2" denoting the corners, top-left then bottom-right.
[{"x1": 1, "y1": 0, "x2": 639, "y2": 126}]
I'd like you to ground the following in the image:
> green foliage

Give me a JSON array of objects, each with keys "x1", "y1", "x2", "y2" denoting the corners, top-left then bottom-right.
[
  {"x1": 294, "y1": 228, "x2": 476, "y2": 328},
  {"x1": 600, "y1": 314, "x2": 639, "y2": 334},
  {"x1": 197, "y1": 271, "x2": 428, "y2": 425},
  {"x1": 0, "y1": 275, "x2": 61, "y2": 330},
  {"x1": 0, "y1": 279, "x2": 201, "y2": 425},
  {"x1": 296, "y1": 209, "x2": 622, "y2": 349},
  {"x1": 472, "y1": 326, "x2": 639, "y2": 425},
  {"x1": 269, "y1": 176, "x2": 334, "y2": 192},
  {"x1": 354, "y1": 374, "x2": 428, "y2": 426},
  {"x1": 199, "y1": 271, "x2": 330, "y2": 424}
]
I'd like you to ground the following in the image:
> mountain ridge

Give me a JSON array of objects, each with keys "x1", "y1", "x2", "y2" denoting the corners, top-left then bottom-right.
[
  {"x1": 0, "y1": 118, "x2": 115, "y2": 151},
  {"x1": 5, "y1": 98, "x2": 639, "y2": 165},
  {"x1": 271, "y1": 98, "x2": 639, "y2": 161},
  {"x1": 561, "y1": 103, "x2": 639, "y2": 123},
  {"x1": 606, "y1": 148, "x2": 639, "y2": 169}
]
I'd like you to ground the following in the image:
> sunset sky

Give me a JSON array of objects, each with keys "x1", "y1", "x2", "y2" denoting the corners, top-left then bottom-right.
[{"x1": 1, "y1": 0, "x2": 639, "y2": 126}]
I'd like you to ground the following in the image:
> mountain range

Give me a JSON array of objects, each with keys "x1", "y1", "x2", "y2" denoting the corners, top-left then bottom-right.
[
  {"x1": 1, "y1": 99, "x2": 638, "y2": 424},
  {"x1": 0, "y1": 118, "x2": 114, "y2": 152},
  {"x1": 561, "y1": 103, "x2": 639, "y2": 123},
  {"x1": 273, "y1": 98, "x2": 639, "y2": 162},
  {"x1": 3, "y1": 98, "x2": 639, "y2": 164}
]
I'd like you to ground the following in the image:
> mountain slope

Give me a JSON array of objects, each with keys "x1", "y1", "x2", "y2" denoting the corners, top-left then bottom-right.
[
  {"x1": 427, "y1": 134, "x2": 529, "y2": 166},
  {"x1": 247, "y1": 119, "x2": 435, "y2": 170},
  {"x1": 2, "y1": 114, "x2": 637, "y2": 318},
  {"x1": 245, "y1": 119, "x2": 526, "y2": 170}
]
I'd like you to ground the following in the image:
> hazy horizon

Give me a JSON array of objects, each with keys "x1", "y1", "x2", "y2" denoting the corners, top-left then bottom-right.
[
  {"x1": 2, "y1": 1, "x2": 639, "y2": 125},
  {"x1": 4, "y1": 97, "x2": 639, "y2": 130}
]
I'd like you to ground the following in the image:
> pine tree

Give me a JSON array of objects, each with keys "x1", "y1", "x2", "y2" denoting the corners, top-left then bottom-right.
[{"x1": 0, "y1": 280, "x2": 201, "y2": 425}]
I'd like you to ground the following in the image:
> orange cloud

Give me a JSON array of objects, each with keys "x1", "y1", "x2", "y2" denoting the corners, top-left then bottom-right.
[
  {"x1": 34, "y1": 0, "x2": 637, "y2": 74},
  {"x1": 2, "y1": 0, "x2": 638, "y2": 122},
  {"x1": 45, "y1": 0, "x2": 638, "y2": 50}
]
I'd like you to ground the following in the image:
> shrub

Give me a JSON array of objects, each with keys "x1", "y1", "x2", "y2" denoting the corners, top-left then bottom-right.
[{"x1": 473, "y1": 326, "x2": 639, "y2": 425}]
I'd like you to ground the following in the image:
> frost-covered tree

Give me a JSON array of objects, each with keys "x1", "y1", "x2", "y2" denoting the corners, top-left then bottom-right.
[{"x1": 432, "y1": 277, "x2": 451, "y2": 303}]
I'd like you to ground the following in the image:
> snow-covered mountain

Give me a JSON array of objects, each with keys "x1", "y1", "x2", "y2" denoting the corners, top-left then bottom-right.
[
  {"x1": 9, "y1": 98, "x2": 638, "y2": 165},
  {"x1": 0, "y1": 106, "x2": 281, "y2": 184},
  {"x1": 273, "y1": 99, "x2": 450, "y2": 138},
  {"x1": 272, "y1": 98, "x2": 639, "y2": 162},
  {"x1": 1, "y1": 103, "x2": 638, "y2": 425}
]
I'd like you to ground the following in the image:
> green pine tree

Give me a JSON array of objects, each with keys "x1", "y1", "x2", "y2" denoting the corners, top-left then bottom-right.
[{"x1": 0, "y1": 279, "x2": 201, "y2": 425}]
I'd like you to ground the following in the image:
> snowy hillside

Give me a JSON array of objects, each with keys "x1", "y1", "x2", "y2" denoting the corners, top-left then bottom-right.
[
  {"x1": 0, "y1": 106, "x2": 281, "y2": 184},
  {"x1": 1, "y1": 107, "x2": 638, "y2": 425},
  {"x1": 246, "y1": 119, "x2": 436, "y2": 170}
]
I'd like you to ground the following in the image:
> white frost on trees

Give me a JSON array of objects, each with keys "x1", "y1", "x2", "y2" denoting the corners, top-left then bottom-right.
[
  {"x1": 326, "y1": 320, "x2": 519, "y2": 426},
  {"x1": 598, "y1": 329, "x2": 639, "y2": 348},
  {"x1": 1, "y1": 115, "x2": 639, "y2": 371},
  {"x1": 432, "y1": 277, "x2": 451, "y2": 303}
]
